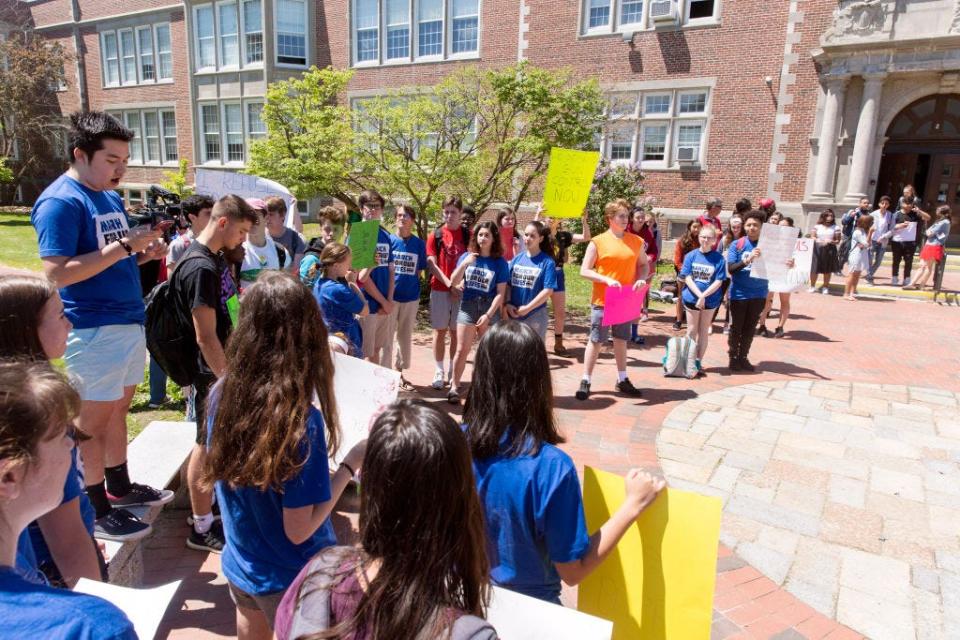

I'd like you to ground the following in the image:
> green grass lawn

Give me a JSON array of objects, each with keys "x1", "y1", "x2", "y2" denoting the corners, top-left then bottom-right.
[{"x1": 0, "y1": 209, "x2": 42, "y2": 270}]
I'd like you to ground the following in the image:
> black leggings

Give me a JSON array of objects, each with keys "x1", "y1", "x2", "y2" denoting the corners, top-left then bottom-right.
[
  {"x1": 728, "y1": 297, "x2": 766, "y2": 362},
  {"x1": 890, "y1": 241, "x2": 916, "y2": 279}
]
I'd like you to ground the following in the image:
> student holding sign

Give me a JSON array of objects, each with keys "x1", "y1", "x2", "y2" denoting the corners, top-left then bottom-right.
[
  {"x1": 447, "y1": 221, "x2": 509, "y2": 404},
  {"x1": 465, "y1": 322, "x2": 665, "y2": 604},
  {"x1": 355, "y1": 190, "x2": 396, "y2": 367},
  {"x1": 506, "y1": 221, "x2": 558, "y2": 340},
  {"x1": 890, "y1": 196, "x2": 931, "y2": 287},
  {"x1": 576, "y1": 199, "x2": 648, "y2": 401}
]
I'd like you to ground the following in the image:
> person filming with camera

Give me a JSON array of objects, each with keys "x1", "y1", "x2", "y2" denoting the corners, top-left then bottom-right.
[{"x1": 30, "y1": 112, "x2": 173, "y2": 543}]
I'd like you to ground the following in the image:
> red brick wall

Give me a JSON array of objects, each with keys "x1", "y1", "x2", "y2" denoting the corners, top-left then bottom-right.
[
  {"x1": 23, "y1": 0, "x2": 72, "y2": 29},
  {"x1": 75, "y1": 0, "x2": 181, "y2": 23}
]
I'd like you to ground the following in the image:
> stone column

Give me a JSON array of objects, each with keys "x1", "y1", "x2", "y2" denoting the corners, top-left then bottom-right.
[
  {"x1": 844, "y1": 73, "x2": 887, "y2": 202},
  {"x1": 812, "y1": 76, "x2": 850, "y2": 200}
]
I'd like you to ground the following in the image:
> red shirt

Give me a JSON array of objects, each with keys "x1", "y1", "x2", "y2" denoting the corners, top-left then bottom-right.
[{"x1": 426, "y1": 225, "x2": 468, "y2": 291}]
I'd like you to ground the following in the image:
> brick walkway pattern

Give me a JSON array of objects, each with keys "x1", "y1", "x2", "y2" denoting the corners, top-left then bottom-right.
[{"x1": 146, "y1": 291, "x2": 959, "y2": 639}]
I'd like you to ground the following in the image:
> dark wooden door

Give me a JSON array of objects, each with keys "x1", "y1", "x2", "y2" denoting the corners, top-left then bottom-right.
[{"x1": 875, "y1": 153, "x2": 917, "y2": 204}]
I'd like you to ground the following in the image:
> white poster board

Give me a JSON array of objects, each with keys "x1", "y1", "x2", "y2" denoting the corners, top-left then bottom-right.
[
  {"x1": 486, "y1": 586, "x2": 613, "y2": 640},
  {"x1": 74, "y1": 579, "x2": 181, "y2": 640},
  {"x1": 892, "y1": 221, "x2": 917, "y2": 243},
  {"x1": 751, "y1": 224, "x2": 812, "y2": 293},
  {"x1": 329, "y1": 352, "x2": 400, "y2": 465},
  {"x1": 194, "y1": 168, "x2": 298, "y2": 228}
]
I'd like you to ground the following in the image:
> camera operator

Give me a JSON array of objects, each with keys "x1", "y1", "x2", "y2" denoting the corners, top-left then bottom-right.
[{"x1": 30, "y1": 112, "x2": 173, "y2": 542}]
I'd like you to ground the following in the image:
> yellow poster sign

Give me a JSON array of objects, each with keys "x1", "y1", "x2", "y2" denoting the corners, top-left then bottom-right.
[
  {"x1": 542, "y1": 147, "x2": 600, "y2": 219},
  {"x1": 578, "y1": 467, "x2": 721, "y2": 640}
]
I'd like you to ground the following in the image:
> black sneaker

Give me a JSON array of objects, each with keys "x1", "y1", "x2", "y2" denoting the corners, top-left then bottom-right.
[
  {"x1": 94, "y1": 508, "x2": 152, "y2": 542},
  {"x1": 186, "y1": 520, "x2": 225, "y2": 554},
  {"x1": 447, "y1": 387, "x2": 460, "y2": 404},
  {"x1": 615, "y1": 378, "x2": 643, "y2": 397},
  {"x1": 672, "y1": 321, "x2": 682, "y2": 331},
  {"x1": 739, "y1": 358, "x2": 756, "y2": 372},
  {"x1": 108, "y1": 482, "x2": 175, "y2": 508},
  {"x1": 186, "y1": 501, "x2": 222, "y2": 526},
  {"x1": 575, "y1": 380, "x2": 591, "y2": 401},
  {"x1": 774, "y1": 327, "x2": 785, "y2": 338},
  {"x1": 729, "y1": 359, "x2": 742, "y2": 371},
  {"x1": 756, "y1": 325, "x2": 769, "y2": 337}
]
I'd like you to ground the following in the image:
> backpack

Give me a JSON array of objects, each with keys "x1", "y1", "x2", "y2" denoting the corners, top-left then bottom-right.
[
  {"x1": 433, "y1": 225, "x2": 471, "y2": 256},
  {"x1": 144, "y1": 254, "x2": 204, "y2": 387},
  {"x1": 275, "y1": 242, "x2": 289, "y2": 267},
  {"x1": 662, "y1": 336, "x2": 698, "y2": 379}
]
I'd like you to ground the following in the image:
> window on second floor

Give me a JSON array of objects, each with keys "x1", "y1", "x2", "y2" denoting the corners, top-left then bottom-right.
[
  {"x1": 581, "y1": 0, "x2": 719, "y2": 35},
  {"x1": 198, "y1": 100, "x2": 267, "y2": 164},
  {"x1": 194, "y1": 0, "x2": 264, "y2": 72},
  {"x1": 276, "y1": 0, "x2": 307, "y2": 66},
  {"x1": 101, "y1": 24, "x2": 173, "y2": 87},
  {"x1": 352, "y1": 0, "x2": 479, "y2": 66}
]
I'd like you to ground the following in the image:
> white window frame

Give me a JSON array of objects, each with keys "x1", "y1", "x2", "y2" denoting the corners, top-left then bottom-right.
[
  {"x1": 110, "y1": 109, "x2": 178, "y2": 167},
  {"x1": 245, "y1": 100, "x2": 267, "y2": 142},
  {"x1": 117, "y1": 28, "x2": 137, "y2": 86},
  {"x1": 222, "y1": 102, "x2": 245, "y2": 164},
  {"x1": 135, "y1": 25, "x2": 156, "y2": 83},
  {"x1": 101, "y1": 32, "x2": 120, "y2": 87},
  {"x1": 216, "y1": 0, "x2": 241, "y2": 70},
  {"x1": 351, "y1": 0, "x2": 481, "y2": 67},
  {"x1": 123, "y1": 111, "x2": 143, "y2": 164},
  {"x1": 275, "y1": 0, "x2": 308, "y2": 68},
  {"x1": 242, "y1": 0, "x2": 264, "y2": 66},
  {"x1": 199, "y1": 103, "x2": 222, "y2": 163},
  {"x1": 141, "y1": 110, "x2": 162, "y2": 164},
  {"x1": 161, "y1": 110, "x2": 179, "y2": 163},
  {"x1": 600, "y1": 85, "x2": 710, "y2": 169},
  {"x1": 101, "y1": 24, "x2": 172, "y2": 87},
  {"x1": 155, "y1": 24, "x2": 173, "y2": 80},
  {"x1": 581, "y1": 0, "x2": 721, "y2": 36},
  {"x1": 384, "y1": 0, "x2": 411, "y2": 61},
  {"x1": 194, "y1": 4, "x2": 218, "y2": 72}
]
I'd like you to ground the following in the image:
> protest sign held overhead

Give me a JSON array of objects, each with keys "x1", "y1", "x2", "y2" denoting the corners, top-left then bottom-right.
[
  {"x1": 195, "y1": 169, "x2": 298, "y2": 227},
  {"x1": 542, "y1": 148, "x2": 601, "y2": 219}
]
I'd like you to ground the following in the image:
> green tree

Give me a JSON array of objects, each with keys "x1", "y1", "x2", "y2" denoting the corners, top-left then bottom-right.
[
  {"x1": 247, "y1": 67, "x2": 357, "y2": 206},
  {"x1": 0, "y1": 157, "x2": 12, "y2": 184},
  {"x1": 0, "y1": 23, "x2": 70, "y2": 203},
  {"x1": 160, "y1": 158, "x2": 194, "y2": 197},
  {"x1": 249, "y1": 63, "x2": 604, "y2": 239}
]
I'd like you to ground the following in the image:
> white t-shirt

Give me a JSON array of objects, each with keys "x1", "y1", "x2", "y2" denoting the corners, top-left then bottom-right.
[
  {"x1": 814, "y1": 224, "x2": 837, "y2": 243},
  {"x1": 240, "y1": 236, "x2": 292, "y2": 290},
  {"x1": 166, "y1": 230, "x2": 195, "y2": 270}
]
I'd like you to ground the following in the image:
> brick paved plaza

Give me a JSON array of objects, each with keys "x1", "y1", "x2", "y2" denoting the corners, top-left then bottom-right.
[{"x1": 145, "y1": 290, "x2": 959, "y2": 640}]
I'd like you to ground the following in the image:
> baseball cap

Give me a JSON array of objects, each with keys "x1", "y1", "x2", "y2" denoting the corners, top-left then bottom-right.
[{"x1": 759, "y1": 198, "x2": 776, "y2": 210}]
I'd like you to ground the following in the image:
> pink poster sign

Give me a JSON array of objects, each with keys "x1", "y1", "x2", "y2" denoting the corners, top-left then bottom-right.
[{"x1": 602, "y1": 285, "x2": 649, "y2": 326}]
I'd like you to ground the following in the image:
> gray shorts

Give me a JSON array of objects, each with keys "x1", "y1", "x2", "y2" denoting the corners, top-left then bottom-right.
[
  {"x1": 588, "y1": 305, "x2": 631, "y2": 343},
  {"x1": 520, "y1": 306, "x2": 549, "y2": 341},
  {"x1": 429, "y1": 289, "x2": 458, "y2": 330},
  {"x1": 457, "y1": 295, "x2": 499, "y2": 325},
  {"x1": 227, "y1": 580, "x2": 284, "y2": 628}
]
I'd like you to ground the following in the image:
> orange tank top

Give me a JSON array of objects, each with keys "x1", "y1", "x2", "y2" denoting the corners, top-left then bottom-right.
[{"x1": 590, "y1": 230, "x2": 644, "y2": 306}]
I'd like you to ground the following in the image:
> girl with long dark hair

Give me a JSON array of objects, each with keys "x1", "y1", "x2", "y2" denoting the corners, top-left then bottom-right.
[
  {"x1": 204, "y1": 271, "x2": 365, "y2": 640},
  {"x1": 672, "y1": 219, "x2": 702, "y2": 330},
  {"x1": 447, "y1": 221, "x2": 509, "y2": 403},
  {"x1": 505, "y1": 221, "x2": 557, "y2": 340},
  {"x1": 0, "y1": 272, "x2": 108, "y2": 585},
  {"x1": 905, "y1": 205, "x2": 953, "y2": 290},
  {"x1": 274, "y1": 400, "x2": 496, "y2": 640},
  {"x1": 465, "y1": 321, "x2": 664, "y2": 604}
]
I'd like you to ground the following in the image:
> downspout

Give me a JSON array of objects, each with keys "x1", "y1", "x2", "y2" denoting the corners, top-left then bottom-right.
[{"x1": 71, "y1": 0, "x2": 88, "y2": 112}]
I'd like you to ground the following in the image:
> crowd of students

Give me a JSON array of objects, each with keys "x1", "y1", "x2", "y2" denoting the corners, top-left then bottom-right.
[{"x1": 2, "y1": 109, "x2": 955, "y2": 639}]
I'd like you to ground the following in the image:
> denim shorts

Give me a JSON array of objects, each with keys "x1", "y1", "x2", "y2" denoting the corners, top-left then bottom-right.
[
  {"x1": 457, "y1": 296, "x2": 499, "y2": 325},
  {"x1": 64, "y1": 324, "x2": 146, "y2": 402},
  {"x1": 554, "y1": 267, "x2": 566, "y2": 293},
  {"x1": 520, "y1": 306, "x2": 550, "y2": 340},
  {"x1": 588, "y1": 305, "x2": 631, "y2": 343}
]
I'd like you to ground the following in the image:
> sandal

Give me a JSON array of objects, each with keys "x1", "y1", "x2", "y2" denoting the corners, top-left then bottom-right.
[
  {"x1": 447, "y1": 387, "x2": 460, "y2": 404},
  {"x1": 398, "y1": 377, "x2": 415, "y2": 392}
]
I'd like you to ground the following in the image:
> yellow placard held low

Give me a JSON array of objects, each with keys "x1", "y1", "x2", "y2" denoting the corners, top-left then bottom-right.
[
  {"x1": 578, "y1": 467, "x2": 721, "y2": 640},
  {"x1": 542, "y1": 147, "x2": 601, "y2": 219}
]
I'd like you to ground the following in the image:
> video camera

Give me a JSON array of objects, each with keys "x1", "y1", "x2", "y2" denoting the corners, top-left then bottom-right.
[{"x1": 128, "y1": 185, "x2": 182, "y2": 229}]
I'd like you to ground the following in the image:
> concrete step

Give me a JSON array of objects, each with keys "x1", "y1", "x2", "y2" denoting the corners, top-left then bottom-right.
[
  {"x1": 878, "y1": 258, "x2": 960, "y2": 271},
  {"x1": 824, "y1": 281, "x2": 952, "y2": 301}
]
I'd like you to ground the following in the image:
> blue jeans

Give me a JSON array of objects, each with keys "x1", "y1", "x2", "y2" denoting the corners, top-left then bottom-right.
[
  {"x1": 148, "y1": 355, "x2": 167, "y2": 405},
  {"x1": 867, "y1": 241, "x2": 885, "y2": 278}
]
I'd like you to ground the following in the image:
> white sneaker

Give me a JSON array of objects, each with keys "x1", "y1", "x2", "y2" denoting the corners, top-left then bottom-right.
[
  {"x1": 821, "y1": 287, "x2": 829, "y2": 295},
  {"x1": 431, "y1": 370, "x2": 445, "y2": 389},
  {"x1": 891, "y1": 276, "x2": 899, "y2": 286},
  {"x1": 902, "y1": 277, "x2": 911, "y2": 287},
  {"x1": 807, "y1": 286, "x2": 817, "y2": 293}
]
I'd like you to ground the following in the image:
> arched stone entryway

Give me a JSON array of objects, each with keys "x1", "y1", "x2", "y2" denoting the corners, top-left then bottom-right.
[{"x1": 876, "y1": 94, "x2": 960, "y2": 245}]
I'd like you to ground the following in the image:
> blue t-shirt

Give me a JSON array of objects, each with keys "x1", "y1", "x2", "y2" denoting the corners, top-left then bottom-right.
[
  {"x1": 680, "y1": 249, "x2": 727, "y2": 309},
  {"x1": 314, "y1": 277, "x2": 365, "y2": 356},
  {"x1": 208, "y1": 396, "x2": 336, "y2": 596},
  {"x1": 362, "y1": 227, "x2": 395, "y2": 313},
  {"x1": 470, "y1": 432, "x2": 590, "y2": 603},
  {"x1": 28, "y1": 443, "x2": 96, "y2": 567},
  {"x1": 457, "y1": 254, "x2": 510, "y2": 301},
  {"x1": 726, "y1": 237, "x2": 768, "y2": 300},
  {"x1": 391, "y1": 233, "x2": 427, "y2": 303},
  {"x1": 0, "y1": 566, "x2": 136, "y2": 639},
  {"x1": 508, "y1": 252, "x2": 558, "y2": 318},
  {"x1": 31, "y1": 174, "x2": 144, "y2": 328}
]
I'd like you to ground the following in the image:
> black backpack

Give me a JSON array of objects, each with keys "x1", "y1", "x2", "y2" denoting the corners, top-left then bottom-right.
[{"x1": 144, "y1": 254, "x2": 204, "y2": 387}]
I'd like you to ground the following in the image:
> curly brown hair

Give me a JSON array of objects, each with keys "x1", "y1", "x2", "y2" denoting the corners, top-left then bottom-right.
[{"x1": 204, "y1": 271, "x2": 339, "y2": 491}]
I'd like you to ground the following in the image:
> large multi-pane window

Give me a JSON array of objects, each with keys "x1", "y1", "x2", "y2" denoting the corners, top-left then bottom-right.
[
  {"x1": 582, "y1": 0, "x2": 719, "y2": 33},
  {"x1": 194, "y1": 1, "x2": 266, "y2": 71},
  {"x1": 353, "y1": 0, "x2": 480, "y2": 65},
  {"x1": 101, "y1": 23, "x2": 173, "y2": 87},
  {"x1": 276, "y1": 0, "x2": 307, "y2": 65},
  {"x1": 600, "y1": 87, "x2": 710, "y2": 168},
  {"x1": 198, "y1": 101, "x2": 267, "y2": 164},
  {"x1": 107, "y1": 109, "x2": 178, "y2": 165}
]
